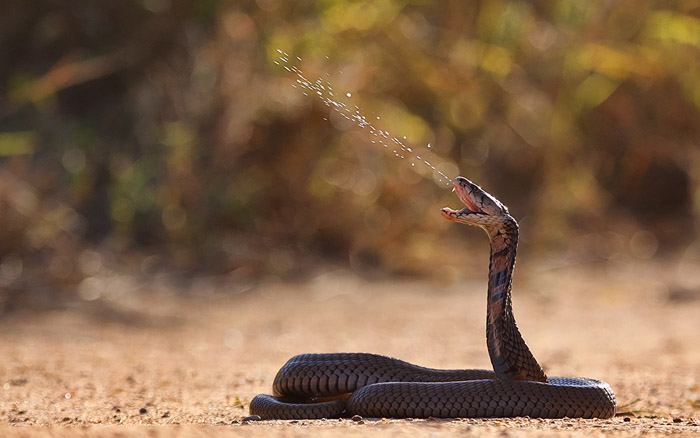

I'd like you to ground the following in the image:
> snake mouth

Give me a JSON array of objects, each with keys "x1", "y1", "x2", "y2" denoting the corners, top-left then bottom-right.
[{"x1": 440, "y1": 177, "x2": 483, "y2": 221}]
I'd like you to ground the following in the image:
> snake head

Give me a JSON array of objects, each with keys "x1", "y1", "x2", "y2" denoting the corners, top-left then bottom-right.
[{"x1": 441, "y1": 176, "x2": 511, "y2": 227}]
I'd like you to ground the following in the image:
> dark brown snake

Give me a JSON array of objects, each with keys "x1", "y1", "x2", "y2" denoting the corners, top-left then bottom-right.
[{"x1": 250, "y1": 176, "x2": 616, "y2": 419}]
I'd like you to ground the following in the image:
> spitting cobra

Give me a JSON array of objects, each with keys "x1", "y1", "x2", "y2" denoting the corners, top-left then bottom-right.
[{"x1": 250, "y1": 176, "x2": 616, "y2": 419}]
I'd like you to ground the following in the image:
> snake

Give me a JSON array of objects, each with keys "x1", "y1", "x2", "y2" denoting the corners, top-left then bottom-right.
[{"x1": 249, "y1": 176, "x2": 616, "y2": 419}]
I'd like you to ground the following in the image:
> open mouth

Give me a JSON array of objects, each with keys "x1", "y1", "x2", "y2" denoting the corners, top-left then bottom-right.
[
  {"x1": 440, "y1": 177, "x2": 482, "y2": 219},
  {"x1": 454, "y1": 179, "x2": 481, "y2": 214}
]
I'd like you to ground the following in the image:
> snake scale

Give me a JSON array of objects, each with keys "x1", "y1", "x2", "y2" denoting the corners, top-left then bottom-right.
[{"x1": 250, "y1": 176, "x2": 616, "y2": 419}]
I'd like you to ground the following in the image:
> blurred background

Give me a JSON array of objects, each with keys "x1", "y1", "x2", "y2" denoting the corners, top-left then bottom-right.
[{"x1": 1, "y1": 0, "x2": 700, "y2": 313}]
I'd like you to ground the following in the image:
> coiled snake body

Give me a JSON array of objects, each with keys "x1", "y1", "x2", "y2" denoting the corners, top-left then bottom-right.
[{"x1": 250, "y1": 177, "x2": 616, "y2": 419}]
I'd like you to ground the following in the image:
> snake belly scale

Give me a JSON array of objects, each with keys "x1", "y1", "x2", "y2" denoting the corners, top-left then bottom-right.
[{"x1": 250, "y1": 176, "x2": 616, "y2": 420}]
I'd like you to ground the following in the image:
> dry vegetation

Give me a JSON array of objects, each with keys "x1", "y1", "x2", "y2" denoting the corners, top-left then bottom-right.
[{"x1": 2, "y1": 2, "x2": 700, "y2": 300}]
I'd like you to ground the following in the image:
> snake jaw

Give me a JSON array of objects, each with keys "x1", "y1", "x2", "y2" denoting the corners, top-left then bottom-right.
[
  {"x1": 440, "y1": 206, "x2": 475, "y2": 222},
  {"x1": 441, "y1": 176, "x2": 511, "y2": 225},
  {"x1": 441, "y1": 177, "x2": 485, "y2": 224}
]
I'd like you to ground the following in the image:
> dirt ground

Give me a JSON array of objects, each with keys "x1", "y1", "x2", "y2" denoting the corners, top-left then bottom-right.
[{"x1": 1, "y1": 258, "x2": 699, "y2": 437}]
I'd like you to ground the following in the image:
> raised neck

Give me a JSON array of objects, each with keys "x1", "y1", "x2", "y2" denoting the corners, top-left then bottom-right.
[{"x1": 485, "y1": 216, "x2": 548, "y2": 382}]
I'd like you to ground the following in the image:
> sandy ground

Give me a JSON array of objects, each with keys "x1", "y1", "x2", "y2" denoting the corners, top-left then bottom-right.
[{"x1": 1, "y1": 259, "x2": 699, "y2": 437}]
